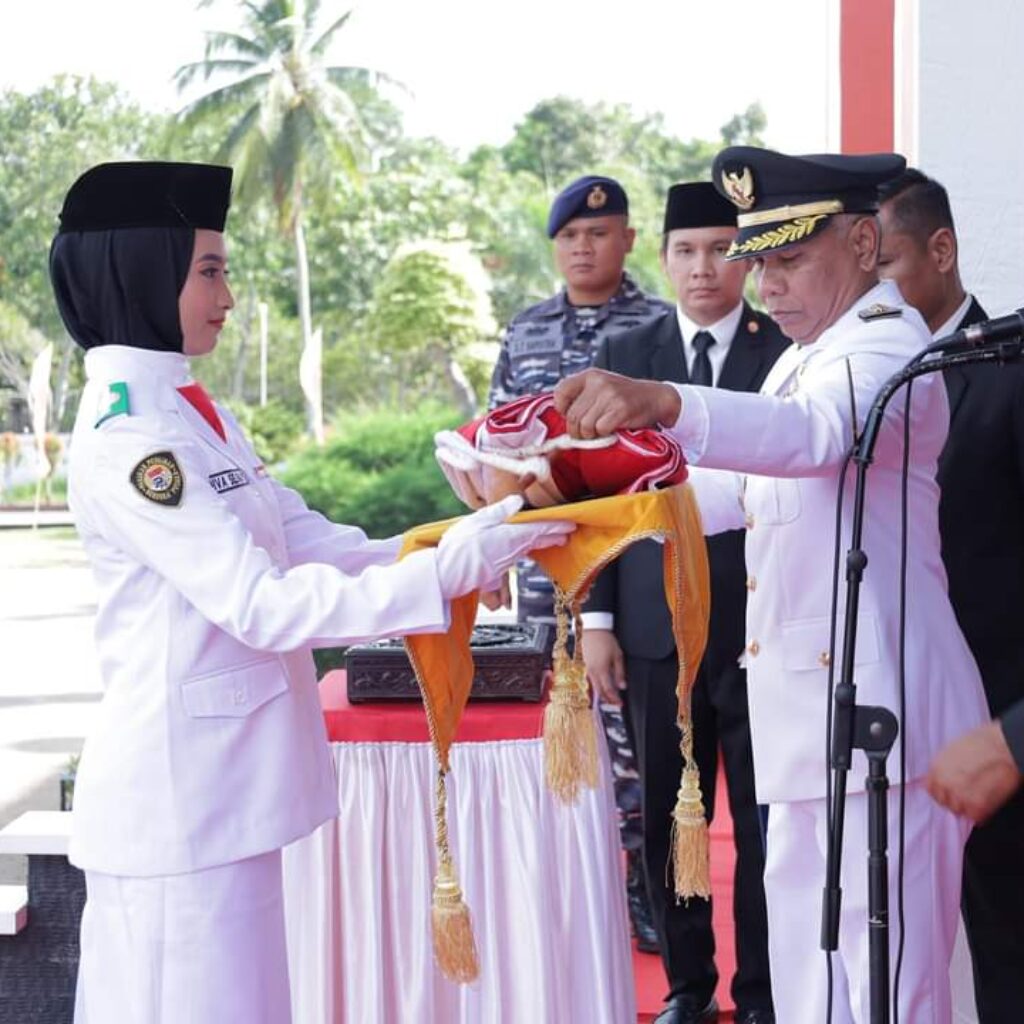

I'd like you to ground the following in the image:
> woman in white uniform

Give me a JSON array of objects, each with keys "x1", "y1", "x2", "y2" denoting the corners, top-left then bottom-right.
[{"x1": 49, "y1": 161, "x2": 571, "y2": 1024}]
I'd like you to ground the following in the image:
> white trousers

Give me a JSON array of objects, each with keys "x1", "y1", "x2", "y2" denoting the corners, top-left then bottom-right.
[
  {"x1": 74, "y1": 849, "x2": 291, "y2": 1024},
  {"x1": 764, "y1": 782, "x2": 970, "y2": 1024}
]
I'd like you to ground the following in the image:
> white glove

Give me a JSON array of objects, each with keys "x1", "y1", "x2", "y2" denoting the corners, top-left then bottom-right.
[{"x1": 435, "y1": 494, "x2": 574, "y2": 599}]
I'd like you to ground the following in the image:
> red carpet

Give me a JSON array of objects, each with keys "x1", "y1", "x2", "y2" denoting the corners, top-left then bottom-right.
[{"x1": 635, "y1": 766, "x2": 738, "y2": 1022}]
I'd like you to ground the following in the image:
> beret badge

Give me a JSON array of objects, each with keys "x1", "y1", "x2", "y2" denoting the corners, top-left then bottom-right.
[
  {"x1": 586, "y1": 185, "x2": 608, "y2": 210},
  {"x1": 721, "y1": 166, "x2": 756, "y2": 211}
]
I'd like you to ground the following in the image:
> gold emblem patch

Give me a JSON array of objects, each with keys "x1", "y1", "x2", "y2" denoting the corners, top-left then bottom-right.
[
  {"x1": 586, "y1": 185, "x2": 608, "y2": 210},
  {"x1": 131, "y1": 451, "x2": 184, "y2": 506},
  {"x1": 722, "y1": 167, "x2": 755, "y2": 211},
  {"x1": 858, "y1": 303, "x2": 902, "y2": 322}
]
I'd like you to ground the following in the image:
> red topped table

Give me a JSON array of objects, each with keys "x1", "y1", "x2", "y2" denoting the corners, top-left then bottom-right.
[{"x1": 282, "y1": 671, "x2": 635, "y2": 1024}]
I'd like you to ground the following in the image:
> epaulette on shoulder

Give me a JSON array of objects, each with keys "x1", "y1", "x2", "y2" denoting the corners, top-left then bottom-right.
[
  {"x1": 858, "y1": 303, "x2": 903, "y2": 322},
  {"x1": 94, "y1": 381, "x2": 132, "y2": 428}
]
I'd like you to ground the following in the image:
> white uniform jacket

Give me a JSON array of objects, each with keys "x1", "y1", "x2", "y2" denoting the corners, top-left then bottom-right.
[
  {"x1": 669, "y1": 281, "x2": 989, "y2": 804},
  {"x1": 68, "y1": 345, "x2": 449, "y2": 877}
]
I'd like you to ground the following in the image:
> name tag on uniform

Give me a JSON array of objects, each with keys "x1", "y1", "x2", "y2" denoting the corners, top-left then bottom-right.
[
  {"x1": 208, "y1": 468, "x2": 250, "y2": 494},
  {"x1": 508, "y1": 333, "x2": 561, "y2": 357}
]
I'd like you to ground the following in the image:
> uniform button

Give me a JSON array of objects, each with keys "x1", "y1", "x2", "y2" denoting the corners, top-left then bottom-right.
[
  {"x1": 744, "y1": 512, "x2": 755, "y2": 530},
  {"x1": 817, "y1": 651, "x2": 831, "y2": 667},
  {"x1": 747, "y1": 640, "x2": 760, "y2": 657},
  {"x1": 746, "y1": 576, "x2": 757, "y2": 592},
  {"x1": 232, "y1": 687, "x2": 246, "y2": 706}
]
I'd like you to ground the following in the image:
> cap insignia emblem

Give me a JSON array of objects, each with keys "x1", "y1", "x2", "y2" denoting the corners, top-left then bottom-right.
[
  {"x1": 586, "y1": 185, "x2": 608, "y2": 210},
  {"x1": 722, "y1": 167, "x2": 755, "y2": 211}
]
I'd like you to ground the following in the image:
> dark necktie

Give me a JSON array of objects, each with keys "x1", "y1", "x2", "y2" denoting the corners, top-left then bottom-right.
[{"x1": 690, "y1": 331, "x2": 716, "y2": 387}]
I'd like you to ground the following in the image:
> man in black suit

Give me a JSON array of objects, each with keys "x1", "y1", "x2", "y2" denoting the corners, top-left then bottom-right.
[
  {"x1": 581, "y1": 183, "x2": 788, "y2": 1024},
  {"x1": 878, "y1": 168, "x2": 1024, "y2": 1023}
]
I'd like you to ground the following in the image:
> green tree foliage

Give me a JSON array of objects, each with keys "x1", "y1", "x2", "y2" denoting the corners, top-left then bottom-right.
[
  {"x1": 500, "y1": 96, "x2": 728, "y2": 197},
  {"x1": 0, "y1": 51, "x2": 767, "y2": 440},
  {"x1": 225, "y1": 397, "x2": 305, "y2": 465},
  {"x1": 720, "y1": 102, "x2": 768, "y2": 147},
  {"x1": 0, "y1": 300, "x2": 52, "y2": 425},
  {"x1": 0, "y1": 77, "x2": 158, "y2": 336},
  {"x1": 280, "y1": 404, "x2": 464, "y2": 536},
  {"x1": 0, "y1": 77, "x2": 159, "y2": 429},
  {"x1": 176, "y1": 0, "x2": 395, "y2": 431}
]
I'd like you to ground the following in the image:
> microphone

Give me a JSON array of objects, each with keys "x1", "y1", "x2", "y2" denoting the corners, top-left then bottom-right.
[{"x1": 934, "y1": 309, "x2": 1024, "y2": 351}]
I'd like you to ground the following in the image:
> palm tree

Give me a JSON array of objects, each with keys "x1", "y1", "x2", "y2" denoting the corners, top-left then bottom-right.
[{"x1": 175, "y1": 1, "x2": 386, "y2": 434}]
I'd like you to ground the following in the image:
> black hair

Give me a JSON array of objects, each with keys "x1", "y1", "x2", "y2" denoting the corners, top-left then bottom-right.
[{"x1": 877, "y1": 168, "x2": 956, "y2": 242}]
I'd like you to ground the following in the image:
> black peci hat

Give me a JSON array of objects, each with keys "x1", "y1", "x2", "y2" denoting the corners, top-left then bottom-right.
[
  {"x1": 58, "y1": 161, "x2": 233, "y2": 234},
  {"x1": 663, "y1": 182, "x2": 737, "y2": 234},
  {"x1": 547, "y1": 175, "x2": 628, "y2": 238},
  {"x1": 712, "y1": 146, "x2": 906, "y2": 260}
]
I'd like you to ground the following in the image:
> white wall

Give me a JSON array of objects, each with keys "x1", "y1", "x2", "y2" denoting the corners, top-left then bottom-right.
[{"x1": 898, "y1": 0, "x2": 1024, "y2": 316}]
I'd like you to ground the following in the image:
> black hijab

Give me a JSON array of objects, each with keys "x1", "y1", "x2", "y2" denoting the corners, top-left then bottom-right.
[
  {"x1": 48, "y1": 162, "x2": 232, "y2": 353},
  {"x1": 49, "y1": 227, "x2": 193, "y2": 352}
]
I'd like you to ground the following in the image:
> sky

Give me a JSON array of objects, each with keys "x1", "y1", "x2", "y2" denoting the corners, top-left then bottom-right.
[{"x1": 1, "y1": 0, "x2": 834, "y2": 156}]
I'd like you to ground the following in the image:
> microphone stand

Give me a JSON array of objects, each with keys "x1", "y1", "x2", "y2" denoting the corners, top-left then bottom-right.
[{"x1": 820, "y1": 333, "x2": 1024, "y2": 1024}]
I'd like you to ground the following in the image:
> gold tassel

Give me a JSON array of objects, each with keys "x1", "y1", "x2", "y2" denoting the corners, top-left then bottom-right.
[
  {"x1": 670, "y1": 764, "x2": 711, "y2": 901},
  {"x1": 543, "y1": 594, "x2": 599, "y2": 803},
  {"x1": 431, "y1": 769, "x2": 480, "y2": 983}
]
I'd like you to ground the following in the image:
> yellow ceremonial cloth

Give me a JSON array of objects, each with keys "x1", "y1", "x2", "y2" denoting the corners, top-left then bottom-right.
[{"x1": 399, "y1": 483, "x2": 710, "y2": 769}]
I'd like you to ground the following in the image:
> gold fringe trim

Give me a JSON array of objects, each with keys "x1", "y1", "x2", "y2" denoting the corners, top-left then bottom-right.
[
  {"x1": 431, "y1": 769, "x2": 480, "y2": 983},
  {"x1": 543, "y1": 594, "x2": 599, "y2": 803}
]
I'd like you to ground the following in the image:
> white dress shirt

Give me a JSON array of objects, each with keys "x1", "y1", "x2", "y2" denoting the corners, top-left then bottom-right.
[
  {"x1": 931, "y1": 292, "x2": 974, "y2": 341},
  {"x1": 677, "y1": 300, "x2": 744, "y2": 386}
]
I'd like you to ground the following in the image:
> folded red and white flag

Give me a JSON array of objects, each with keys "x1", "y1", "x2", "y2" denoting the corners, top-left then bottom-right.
[{"x1": 436, "y1": 392, "x2": 687, "y2": 507}]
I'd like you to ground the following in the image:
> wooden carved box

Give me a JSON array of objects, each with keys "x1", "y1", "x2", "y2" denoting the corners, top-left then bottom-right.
[{"x1": 344, "y1": 623, "x2": 551, "y2": 703}]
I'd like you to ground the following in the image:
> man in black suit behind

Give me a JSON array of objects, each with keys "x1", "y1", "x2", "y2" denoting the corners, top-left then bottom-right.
[
  {"x1": 582, "y1": 183, "x2": 788, "y2": 1024},
  {"x1": 879, "y1": 168, "x2": 1024, "y2": 1023}
]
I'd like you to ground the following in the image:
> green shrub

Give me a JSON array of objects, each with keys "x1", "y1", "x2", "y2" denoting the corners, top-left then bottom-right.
[
  {"x1": 227, "y1": 399, "x2": 305, "y2": 466},
  {"x1": 5, "y1": 477, "x2": 68, "y2": 505},
  {"x1": 281, "y1": 404, "x2": 465, "y2": 537}
]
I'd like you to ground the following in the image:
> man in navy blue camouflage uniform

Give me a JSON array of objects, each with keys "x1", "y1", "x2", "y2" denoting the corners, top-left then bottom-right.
[{"x1": 487, "y1": 175, "x2": 670, "y2": 950}]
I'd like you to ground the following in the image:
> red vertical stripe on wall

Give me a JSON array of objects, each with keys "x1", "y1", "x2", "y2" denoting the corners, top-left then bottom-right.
[{"x1": 841, "y1": 0, "x2": 895, "y2": 152}]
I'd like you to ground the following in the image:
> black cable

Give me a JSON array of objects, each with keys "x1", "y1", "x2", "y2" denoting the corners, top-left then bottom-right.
[
  {"x1": 819, "y1": 448, "x2": 851, "y2": 1024},
  {"x1": 823, "y1": 444, "x2": 855, "y2": 1024},
  {"x1": 892, "y1": 382, "x2": 913, "y2": 1020}
]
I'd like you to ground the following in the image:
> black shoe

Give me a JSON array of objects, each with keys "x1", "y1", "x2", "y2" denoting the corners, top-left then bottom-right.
[
  {"x1": 735, "y1": 1012, "x2": 774, "y2": 1024},
  {"x1": 625, "y1": 849, "x2": 659, "y2": 953},
  {"x1": 652, "y1": 996, "x2": 719, "y2": 1023}
]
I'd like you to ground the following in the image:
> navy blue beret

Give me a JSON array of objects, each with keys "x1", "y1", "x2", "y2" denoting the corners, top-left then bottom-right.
[{"x1": 547, "y1": 176, "x2": 629, "y2": 238}]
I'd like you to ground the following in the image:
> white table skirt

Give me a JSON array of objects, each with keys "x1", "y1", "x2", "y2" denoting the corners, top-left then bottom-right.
[{"x1": 283, "y1": 733, "x2": 636, "y2": 1024}]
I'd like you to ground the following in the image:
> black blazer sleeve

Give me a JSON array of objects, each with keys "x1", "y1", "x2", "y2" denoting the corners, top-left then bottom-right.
[{"x1": 1001, "y1": 700, "x2": 1024, "y2": 773}]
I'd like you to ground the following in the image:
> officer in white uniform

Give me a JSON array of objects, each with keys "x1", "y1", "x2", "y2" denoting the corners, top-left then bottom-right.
[
  {"x1": 49, "y1": 162, "x2": 572, "y2": 1024},
  {"x1": 553, "y1": 147, "x2": 989, "y2": 1024}
]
